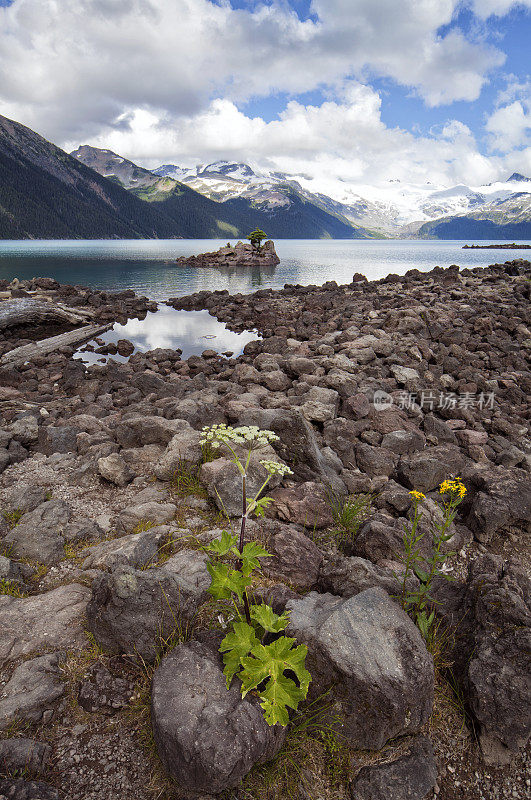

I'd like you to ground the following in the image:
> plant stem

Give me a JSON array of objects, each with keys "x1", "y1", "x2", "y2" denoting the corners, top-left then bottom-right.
[{"x1": 240, "y1": 471, "x2": 251, "y2": 624}]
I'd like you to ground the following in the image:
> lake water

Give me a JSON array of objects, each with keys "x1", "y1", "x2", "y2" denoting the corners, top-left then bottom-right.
[
  {"x1": 1, "y1": 239, "x2": 530, "y2": 301},
  {"x1": 75, "y1": 307, "x2": 259, "y2": 365}
]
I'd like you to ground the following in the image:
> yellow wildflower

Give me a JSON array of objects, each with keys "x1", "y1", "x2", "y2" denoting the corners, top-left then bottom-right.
[
  {"x1": 439, "y1": 478, "x2": 467, "y2": 498},
  {"x1": 409, "y1": 490, "x2": 426, "y2": 501}
]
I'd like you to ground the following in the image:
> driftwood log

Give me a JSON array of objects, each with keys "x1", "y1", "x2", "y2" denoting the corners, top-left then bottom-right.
[
  {"x1": 0, "y1": 299, "x2": 94, "y2": 332},
  {"x1": 0, "y1": 324, "x2": 112, "y2": 366}
]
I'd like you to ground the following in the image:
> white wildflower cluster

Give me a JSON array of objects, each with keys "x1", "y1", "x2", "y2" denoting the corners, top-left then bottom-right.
[
  {"x1": 259, "y1": 460, "x2": 293, "y2": 477},
  {"x1": 200, "y1": 423, "x2": 279, "y2": 449}
]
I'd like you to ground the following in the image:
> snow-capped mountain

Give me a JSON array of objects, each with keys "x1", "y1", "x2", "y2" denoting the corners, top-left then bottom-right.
[{"x1": 152, "y1": 161, "x2": 531, "y2": 236}]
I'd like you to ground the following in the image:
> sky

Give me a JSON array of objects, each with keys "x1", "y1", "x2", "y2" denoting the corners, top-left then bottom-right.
[{"x1": 0, "y1": 0, "x2": 530, "y2": 197}]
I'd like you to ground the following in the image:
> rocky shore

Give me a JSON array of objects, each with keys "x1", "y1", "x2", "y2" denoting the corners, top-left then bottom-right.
[
  {"x1": 462, "y1": 243, "x2": 531, "y2": 249},
  {"x1": 0, "y1": 259, "x2": 530, "y2": 800}
]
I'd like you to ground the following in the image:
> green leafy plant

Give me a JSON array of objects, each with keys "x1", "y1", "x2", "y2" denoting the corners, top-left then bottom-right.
[
  {"x1": 200, "y1": 424, "x2": 311, "y2": 726},
  {"x1": 397, "y1": 480, "x2": 467, "y2": 640},
  {"x1": 1, "y1": 508, "x2": 23, "y2": 528},
  {"x1": 326, "y1": 489, "x2": 374, "y2": 549},
  {"x1": 0, "y1": 578, "x2": 26, "y2": 597},
  {"x1": 246, "y1": 228, "x2": 268, "y2": 252}
]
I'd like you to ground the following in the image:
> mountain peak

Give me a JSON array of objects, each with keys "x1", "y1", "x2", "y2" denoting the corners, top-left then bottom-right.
[{"x1": 507, "y1": 172, "x2": 530, "y2": 182}]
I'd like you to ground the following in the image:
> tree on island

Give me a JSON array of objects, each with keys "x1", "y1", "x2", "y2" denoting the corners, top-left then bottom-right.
[{"x1": 246, "y1": 228, "x2": 268, "y2": 252}]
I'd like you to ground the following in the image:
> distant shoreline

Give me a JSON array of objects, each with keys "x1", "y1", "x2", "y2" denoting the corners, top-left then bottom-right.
[{"x1": 463, "y1": 243, "x2": 531, "y2": 249}]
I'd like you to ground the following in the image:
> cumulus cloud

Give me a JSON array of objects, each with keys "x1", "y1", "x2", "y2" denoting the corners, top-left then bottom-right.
[
  {"x1": 469, "y1": 0, "x2": 531, "y2": 19},
  {"x1": 0, "y1": 0, "x2": 506, "y2": 143},
  {"x1": 79, "y1": 84, "x2": 514, "y2": 194},
  {"x1": 486, "y1": 100, "x2": 531, "y2": 150},
  {"x1": 0, "y1": 0, "x2": 527, "y2": 193}
]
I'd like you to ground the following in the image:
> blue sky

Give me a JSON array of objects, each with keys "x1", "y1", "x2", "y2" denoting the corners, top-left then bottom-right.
[{"x1": 0, "y1": 0, "x2": 530, "y2": 191}]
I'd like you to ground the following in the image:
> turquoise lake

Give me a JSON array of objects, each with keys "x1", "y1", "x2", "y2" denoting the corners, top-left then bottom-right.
[{"x1": 1, "y1": 239, "x2": 529, "y2": 301}]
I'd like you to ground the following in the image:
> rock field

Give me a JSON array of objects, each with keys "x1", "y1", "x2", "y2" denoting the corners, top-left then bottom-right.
[{"x1": 0, "y1": 260, "x2": 529, "y2": 800}]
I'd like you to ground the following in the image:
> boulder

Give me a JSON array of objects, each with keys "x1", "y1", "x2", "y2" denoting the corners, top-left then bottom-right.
[
  {"x1": 78, "y1": 662, "x2": 135, "y2": 714},
  {"x1": 0, "y1": 739, "x2": 50, "y2": 777},
  {"x1": 0, "y1": 654, "x2": 64, "y2": 731},
  {"x1": 97, "y1": 453, "x2": 135, "y2": 486},
  {"x1": 396, "y1": 445, "x2": 465, "y2": 492},
  {"x1": 38, "y1": 425, "x2": 78, "y2": 455},
  {"x1": 154, "y1": 427, "x2": 204, "y2": 481},
  {"x1": 151, "y1": 640, "x2": 286, "y2": 793},
  {"x1": 114, "y1": 501, "x2": 177, "y2": 533},
  {"x1": 465, "y1": 556, "x2": 531, "y2": 764},
  {"x1": 80, "y1": 528, "x2": 167, "y2": 571},
  {"x1": 465, "y1": 467, "x2": 531, "y2": 543},
  {"x1": 356, "y1": 443, "x2": 398, "y2": 477},
  {"x1": 114, "y1": 415, "x2": 189, "y2": 448},
  {"x1": 261, "y1": 526, "x2": 323, "y2": 590},
  {"x1": 200, "y1": 445, "x2": 282, "y2": 518},
  {"x1": 3, "y1": 499, "x2": 71, "y2": 564},
  {"x1": 8, "y1": 417, "x2": 39, "y2": 446},
  {"x1": 0, "y1": 779, "x2": 59, "y2": 800},
  {"x1": 270, "y1": 482, "x2": 333, "y2": 529},
  {"x1": 286, "y1": 588, "x2": 433, "y2": 749},
  {"x1": 319, "y1": 554, "x2": 417, "y2": 599},
  {"x1": 350, "y1": 735, "x2": 437, "y2": 800},
  {"x1": 86, "y1": 552, "x2": 209, "y2": 661},
  {"x1": 0, "y1": 584, "x2": 90, "y2": 663},
  {"x1": 0, "y1": 483, "x2": 50, "y2": 514}
]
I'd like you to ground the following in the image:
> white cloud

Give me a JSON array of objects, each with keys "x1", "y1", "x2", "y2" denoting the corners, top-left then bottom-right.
[
  {"x1": 486, "y1": 100, "x2": 531, "y2": 150},
  {"x1": 0, "y1": 0, "x2": 506, "y2": 144},
  {"x1": 80, "y1": 85, "x2": 514, "y2": 195},
  {"x1": 469, "y1": 0, "x2": 531, "y2": 19}
]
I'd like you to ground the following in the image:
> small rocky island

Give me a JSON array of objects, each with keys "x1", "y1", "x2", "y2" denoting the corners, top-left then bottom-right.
[
  {"x1": 463, "y1": 243, "x2": 531, "y2": 249},
  {"x1": 175, "y1": 238, "x2": 280, "y2": 268},
  {"x1": 0, "y1": 260, "x2": 530, "y2": 800}
]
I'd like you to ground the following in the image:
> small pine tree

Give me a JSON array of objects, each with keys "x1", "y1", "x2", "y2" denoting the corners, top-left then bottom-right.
[{"x1": 246, "y1": 228, "x2": 268, "y2": 252}]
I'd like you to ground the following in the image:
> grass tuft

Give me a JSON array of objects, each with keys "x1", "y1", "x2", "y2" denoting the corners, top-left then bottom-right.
[{"x1": 324, "y1": 489, "x2": 375, "y2": 550}]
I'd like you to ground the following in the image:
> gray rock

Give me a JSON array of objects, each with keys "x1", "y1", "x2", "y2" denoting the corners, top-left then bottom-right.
[
  {"x1": 200, "y1": 445, "x2": 281, "y2": 517},
  {"x1": 352, "y1": 515, "x2": 412, "y2": 562},
  {"x1": 151, "y1": 640, "x2": 286, "y2": 793},
  {"x1": 237, "y1": 408, "x2": 328, "y2": 482},
  {"x1": 465, "y1": 556, "x2": 531, "y2": 764},
  {"x1": 0, "y1": 738, "x2": 50, "y2": 776},
  {"x1": 0, "y1": 779, "x2": 59, "y2": 799},
  {"x1": 114, "y1": 501, "x2": 177, "y2": 533},
  {"x1": 86, "y1": 552, "x2": 209, "y2": 661},
  {"x1": 270, "y1": 482, "x2": 333, "y2": 529},
  {"x1": 0, "y1": 448, "x2": 9, "y2": 474},
  {"x1": 0, "y1": 484, "x2": 50, "y2": 514},
  {"x1": 0, "y1": 654, "x2": 64, "y2": 730},
  {"x1": 115, "y1": 415, "x2": 189, "y2": 448},
  {"x1": 356, "y1": 443, "x2": 398, "y2": 477},
  {"x1": 0, "y1": 584, "x2": 90, "y2": 663},
  {"x1": 38, "y1": 425, "x2": 78, "y2": 454},
  {"x1": 286, "y1": 588, "x2": 433, "y2": 749},
  {"x1": 78, "y1": 662, "x2": 135, "y2": 714},
  {"x1": 261, "y1": 526, "x2": 323, "y2": 590},
  {"x1": 97, "y1": 453, "x2": 135, "y2": 486},
  {"x1": 8, "y1": 417, "x2": 39, "y2": 447},
  {"x1": 381, "y1": 430, "x2": 425, "y2": 455},
  {"x1": 466, "y1": 468, "x2": 531, "y2": 543},
  {"x1": 396, "y1": 445, "x2": 465, "y2": 492},
  {"x1": 154, "y1": 427, "x2": 204, "y2": 481},
  {"x1": 350, "y1": 735, "x2": 437, "y2": 800},
  {"x1": 422, "y1": 414, "x2": 458, "y2": 445},
  {"x1": 390, "y1": 365, "x2": 420, "y2": 386},
  {"x1": 80, "y1": 528, "x2": 168, "y2": 571},
  {"x1": 3, "y1": 499, "x2": 71, "y2": 564},
  {"x1": 319, "y1": 554, "x2": 417, "y2": 599}
]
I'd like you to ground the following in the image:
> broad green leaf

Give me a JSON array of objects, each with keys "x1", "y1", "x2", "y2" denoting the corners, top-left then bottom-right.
[
  {"x1": 260, "y1": 698, "x2": 290, "y2": 727},
  {"x1": 240, "y1": 637, "x2": 311, "y2": 698},
  {"x1": 207, "y1": 562, "x2": 250, "y2": 601},
  {"x1": 260, "y1": 672, "x2": 306, "y2": 713},
  {"x1": 234, "y1": 541, "x2": 272, "y2": 576},
  {"x1": 220, "y1": 621, "x2": 258, "y2": 688},
  {"x1": 250, "y1": 603, "x2": 290, "y2": 633},
  {"x1": 204, "y1": 530, "x2": 238, "y2": 557}
]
